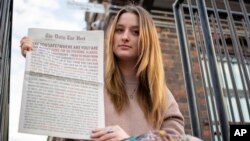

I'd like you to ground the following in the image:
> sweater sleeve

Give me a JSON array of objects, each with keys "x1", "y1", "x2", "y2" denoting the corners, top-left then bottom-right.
[{"x1": 160, "y1": 88, "x2": 185, "y2": 138}]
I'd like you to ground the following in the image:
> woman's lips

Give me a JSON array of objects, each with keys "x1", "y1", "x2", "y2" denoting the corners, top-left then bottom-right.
[{"x1": 118, "y1": 45, "x2": 131, "y2": 48}]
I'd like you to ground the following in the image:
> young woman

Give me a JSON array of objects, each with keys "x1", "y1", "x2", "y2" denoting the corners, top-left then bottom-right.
[{"x1": 20, "y1": 5, "x2": 185, "y2": 141}]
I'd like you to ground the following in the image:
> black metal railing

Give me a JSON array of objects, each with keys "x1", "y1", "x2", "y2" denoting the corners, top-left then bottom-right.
[
  {"x1": 173, "y1": 0, "x2": 250, "y2": 141},
  {"x1": 0, "y1": 0, "x2": 13, "y2": 140}
]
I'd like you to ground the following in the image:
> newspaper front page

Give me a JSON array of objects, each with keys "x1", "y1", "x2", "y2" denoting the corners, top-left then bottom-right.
[{"x1": 19, "y1": 28, "x2": 104, "y2": 140}]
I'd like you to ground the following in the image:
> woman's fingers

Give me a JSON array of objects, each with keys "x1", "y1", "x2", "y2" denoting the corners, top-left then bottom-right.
[
  {"x1": 20, "y1": 36, "x2": 33, "y2": 57},
  {"x1": 91, "y1": 125, "x2": 129, "y2": 141},
  {"x1": 91, "y1": 128, "x2": 109, "y2": 138},
  {"x1": 98, "y1": 132, "x2": 117, "y2": 141}
]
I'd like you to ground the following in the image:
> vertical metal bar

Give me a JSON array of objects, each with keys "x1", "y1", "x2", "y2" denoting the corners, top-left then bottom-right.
[
  {"x1": 0, "y1": 0, "x2": 12, "y2": 140},
  {"x1": 224, "y1": 0, "x2": 250, "y2": 118},
  {"x1": 242, "y1": 19, "x2": 250, "y2": 82},
  {"x1": 195, "y1": 13, "x2": 221, "y2": 141},
  {"x1": 210, "y1": 14, "x2": 235, "y2": 122},
  {"x1": 180, "y1": 4, "x2": 203, "y2": 137},
  {"x1": 226, "y1": 0, "x2": 250, "y2": 89},
  {"x1": 210, "y1": 0, "x2": 244, "y2": 123},
  {"x1": 196, "y1": 0, "x2": 229, "y2": 140},
  {"x1": 211, "y1": 15, "x2": 235, "y2": 121},
  {"x1": 173, "y1": 0, "x2": 202, "y2": 138},
  {"x1": 194, "y1": 12, "x2": 218, "y2": 141},
  {"x1": 227, "y1": 16, "x2": 250, "y2": 119},
  {"x1": 239, "y1": 0, "x2": 250, "y2": 35},
  {"x1": 187, "y1": 0, "x2": 216, "y2": 138},
  {"x1": 241, "y1": 19, "x2": 250, "y2": 49}
]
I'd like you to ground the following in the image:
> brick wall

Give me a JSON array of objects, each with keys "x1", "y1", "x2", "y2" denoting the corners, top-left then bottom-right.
[{"x1": 155, "y1": 13, "x2": 212, "y2": 141}]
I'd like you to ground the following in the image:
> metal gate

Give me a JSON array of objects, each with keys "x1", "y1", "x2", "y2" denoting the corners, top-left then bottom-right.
[{"x1": 173, "y1": 0, "x2": 250, "y2": 141}]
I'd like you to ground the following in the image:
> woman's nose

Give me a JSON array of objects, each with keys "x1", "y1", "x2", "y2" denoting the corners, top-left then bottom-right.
[{"x1": 121, "y1": 30, "x2": 129, "y2": 41}]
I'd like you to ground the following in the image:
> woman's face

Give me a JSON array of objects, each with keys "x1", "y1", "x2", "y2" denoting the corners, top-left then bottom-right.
[{"x1": 113, "y1": 12, "x2": 140, "y2": 62}]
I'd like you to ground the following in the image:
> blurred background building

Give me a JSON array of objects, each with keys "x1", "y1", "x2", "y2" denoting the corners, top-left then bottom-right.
[
  {"x1": 85, "y1": 0, "x2": 250, "y2": 141},
  {"x1": 0, "y1": 0, "x2": 13, "y2": 140},
  {"x1": 1, "y1": 0, "x2": 249, "y2": 141}
]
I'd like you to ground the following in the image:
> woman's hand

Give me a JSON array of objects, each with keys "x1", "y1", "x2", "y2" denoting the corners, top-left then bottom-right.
[
  {"x1": 20, "y1": 36, "x2": 33, "y2": 57},
  {"x1": 91, "y1": 125, "x2": 130, "y2": 141}
]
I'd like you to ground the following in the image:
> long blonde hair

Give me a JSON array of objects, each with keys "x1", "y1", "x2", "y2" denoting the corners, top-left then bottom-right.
[{"x1": 105, "y1": 5, "x2": 167, "y2": 128}]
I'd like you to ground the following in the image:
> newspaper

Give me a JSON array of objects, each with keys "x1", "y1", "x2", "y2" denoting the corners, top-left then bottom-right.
[{"x1": 19, "y1": 28, "x2": 104, "y2": 140}]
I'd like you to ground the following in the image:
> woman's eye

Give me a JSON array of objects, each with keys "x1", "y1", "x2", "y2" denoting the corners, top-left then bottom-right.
[
  {"x1": 132, "y1": 30, "x2": 139, "y2": 36},
  {"x1": 115, "y1": 28, "x2": 124, "y2": 33}
]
